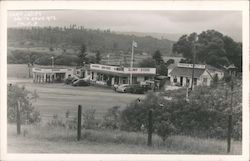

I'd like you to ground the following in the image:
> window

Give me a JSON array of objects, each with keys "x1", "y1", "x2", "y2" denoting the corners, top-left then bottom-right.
[{"x1": 203, "y1": 78, "x2": 207, "y2": 83}]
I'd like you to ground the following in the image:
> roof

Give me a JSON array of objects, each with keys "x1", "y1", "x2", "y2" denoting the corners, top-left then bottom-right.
[
  {"x1": 227, "y1": 64, "x2": 237, "y2": 69},
  {"x1": 167, "y1": 63, "x2": 176, "y2": 69},
  {"x1": 206, "y1": 64, "x2": 224, "y2": 72},
  {"x1": 34, "y1": 65, "x2": 74, "y2": 70},
  {"x1": 169, "y1": 67, "x2": 206, "y2": 78}
]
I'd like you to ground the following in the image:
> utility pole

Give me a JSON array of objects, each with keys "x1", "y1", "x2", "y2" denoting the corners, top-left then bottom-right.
[
  {"x1": 16, "y1": 100, "x2": 21, "y2": 135},
  {"x1": 190, "y1": 43, "x2": 196, "y2": 91},
  {"x1": 130, "y1": 42, "x2": 134, "y2": 85}
]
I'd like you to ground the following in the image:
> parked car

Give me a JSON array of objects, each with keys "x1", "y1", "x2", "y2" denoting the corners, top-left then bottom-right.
[
  {"x1": 113, "y1": 84, "x2": 119, "y2": 91},
  {"x1": 115, "y1": 84, "x2": 130, "y2": 93},
  {"x1": 64, "y1": 76, "x2": 79, "y2": 84},
  {"x1": 64, "y1": 77, "x2": 74, "y2": 84},
  {"x1": 129, "y1": 84, "x2": 146, "y2": 94},
  {"x1": 72, "y1": 79, "x2": 90, "y2": 86},
  {"x1": 116, "y1": 84, "x2": 147, "y2": 94}
]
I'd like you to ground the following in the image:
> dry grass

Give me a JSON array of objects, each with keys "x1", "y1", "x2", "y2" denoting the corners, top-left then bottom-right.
[
  {"x1": 7, "y1": 124, "x2": 241, "y2": 154},
  {"x1": 7, "y1": 64, "x2": 30, "y2": 78}
]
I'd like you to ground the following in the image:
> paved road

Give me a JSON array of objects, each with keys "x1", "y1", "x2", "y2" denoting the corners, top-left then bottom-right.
[{"x1": 8, "y1": 78, "x2": 145, "y2": 119}]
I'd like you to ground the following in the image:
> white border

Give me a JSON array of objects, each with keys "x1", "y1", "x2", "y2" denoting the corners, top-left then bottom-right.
[{"x1": 0, "y1": 1, "x2": 249, "y2": 161}]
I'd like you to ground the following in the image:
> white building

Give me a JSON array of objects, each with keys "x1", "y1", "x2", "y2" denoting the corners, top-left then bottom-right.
[
  {"x1": 83, "y1": 64, "x2": 156, "y2": 86},
  {"x1": 32, "y1": 66, "x2": 74, "y2": 83},
  {"x1": 169, "y1": 63, "x2": 224, "y2": 87}
]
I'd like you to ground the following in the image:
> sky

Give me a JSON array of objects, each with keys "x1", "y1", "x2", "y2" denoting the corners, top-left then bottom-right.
[{"x1": 8, "y1": 10, "x2": 242, "y2": 42}]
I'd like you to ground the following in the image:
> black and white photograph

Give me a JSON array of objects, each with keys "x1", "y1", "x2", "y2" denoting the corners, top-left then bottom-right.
[{"x1": 0, "y1": 1, "x2": 249, "y2": 161}]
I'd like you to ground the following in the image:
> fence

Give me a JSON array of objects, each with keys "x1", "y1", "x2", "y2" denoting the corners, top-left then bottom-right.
[{"x1": 15, "y1": 102, "x2": 239, "y2": 151}]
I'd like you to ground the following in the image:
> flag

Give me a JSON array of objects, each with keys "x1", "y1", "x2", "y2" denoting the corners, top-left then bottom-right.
[{"x1": 132, "y1": 41, "x2": 137, "y2": 48}]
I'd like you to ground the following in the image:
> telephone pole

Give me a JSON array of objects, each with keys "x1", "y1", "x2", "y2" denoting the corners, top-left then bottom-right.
[{"x1": 191, "y1": 42, "x2": 197, "y2": 91}]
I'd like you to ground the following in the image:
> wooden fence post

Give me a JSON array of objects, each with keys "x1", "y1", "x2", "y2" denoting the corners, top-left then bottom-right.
[
  {"x1": 147, "y1": 109, "x2": 153, "y2": 146},
  {"x1": 77, "y1": 105, "x2": 82, "y2": 141},
  {"x1": 16, "y1": 100, "x2": 21, "y2": 135},
  {"x1": 227, "y1": 114, "x2": 232, "y2": 153}
]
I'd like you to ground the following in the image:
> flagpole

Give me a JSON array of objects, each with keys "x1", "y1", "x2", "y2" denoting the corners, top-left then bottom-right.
[{"x1": 130, "y1": 41, "x2": 134, "y2": 85}]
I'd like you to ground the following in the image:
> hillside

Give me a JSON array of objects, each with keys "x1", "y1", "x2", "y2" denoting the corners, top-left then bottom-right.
[{"x1": 7, "y1": 27, "x2": 175, "y2": 56}]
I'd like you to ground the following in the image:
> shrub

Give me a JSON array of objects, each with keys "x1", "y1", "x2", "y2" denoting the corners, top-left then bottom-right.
[
  {"x1": 121, "y1": 92, "x2": 167, "y2": 132},
  {"x1": 155, "y1": 120, "x2": 176, "y2": 142},
  {"x1": 102, "y1": 106, "x2": 121, "y2": 129},
  {"x1": 82, "y1": 107, "x2": 98, "y2": 129},
  {"x1": 121, "y1": 81, "x2": 242, "y2": 140},
  {"x1": 47, "y1": 114, "x2": 65, "y2": 127},
  {"x1": 7, "y1": 84, "x2": 41, "y2": 124}
]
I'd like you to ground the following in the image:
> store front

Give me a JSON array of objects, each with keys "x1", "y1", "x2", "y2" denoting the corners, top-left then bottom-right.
[{"x1": 84, "y1": 64, "x2": 156, "y2": 86}]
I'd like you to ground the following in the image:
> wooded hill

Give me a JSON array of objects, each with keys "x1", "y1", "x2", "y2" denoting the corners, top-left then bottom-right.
[{"x1": 7, "y1": 26, "x2": 174, "y2": 55}]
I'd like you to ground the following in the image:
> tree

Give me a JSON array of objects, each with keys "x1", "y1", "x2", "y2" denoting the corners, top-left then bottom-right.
[
  {"x1": 138, "y1": 57, "x2": 156, "y2": 68},
  {"x1": 173, "y1": 30, "x2": 242, "y2": 70},
  {"x1": 157, "y1": 63, "x2": 168, "y2": 76},
  {"x1": 78, "y1": 44, "x2": 88, "y2": 65},
  {"x1": 7, "y1": 84, "x2": 41, "y2": 124},
  {"x1": 95, "y1": 51, "x2": 101, "y2": 63},
  {"x1": 155, "y1": 120, "x2": 176, "y2": 142},
  {"x1": 102, "y1": 106, "x2": 121, "y2": 129},
  {"x1": 165, "y1": 59, "x2": 175, "y2": 67},
  {"x1": 152, "y1": 50, "x2": 163, "y2": 65},
  {"x1": 87, "y1": 55, "x2": 96, "y2": 64}
]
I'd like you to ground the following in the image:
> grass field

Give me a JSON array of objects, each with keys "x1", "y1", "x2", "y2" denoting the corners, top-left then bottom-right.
[
  {"x1": 7, "y1": 124, "x2": 241, "y2": 154},
  {"x1": 7, "y1": 64, "x2": 30, "y2": 78}
]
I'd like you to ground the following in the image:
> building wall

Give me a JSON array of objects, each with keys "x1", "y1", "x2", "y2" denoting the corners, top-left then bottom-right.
[
  {"x1": 137, "y1": 76, "x2": 144, "y2": 83},
  {"x1": 169, "y1": 71, "x2": 212, "y2": 87},
  {"x1": 32, "y1": 68, "x2": 73, "y2": 83},
  {"x1": 199, "y1": 70, "x2": 212, "y2": 86}
]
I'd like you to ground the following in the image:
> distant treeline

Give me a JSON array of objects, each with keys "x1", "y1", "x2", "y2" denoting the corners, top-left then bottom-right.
[
  {"x1": 7, "y1": 26, "x2": 174, "y2": 55},
  {"x1": 7, "y1": 50, "x2": 98, "y2": 66}
]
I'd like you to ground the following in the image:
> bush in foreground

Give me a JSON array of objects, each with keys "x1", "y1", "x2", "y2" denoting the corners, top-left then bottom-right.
[
  {"x1": 7, "y1": 84, "x2": 41, "y2": 124},
  {"x1": 120, "y1": 82, "x2": 242, "y2": 140}
]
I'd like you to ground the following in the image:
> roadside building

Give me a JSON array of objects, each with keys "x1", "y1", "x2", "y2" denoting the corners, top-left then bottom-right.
[
  {"x1": 167, "y1": 63, "x2": 176, "y2": 76},
  {"x1": 224, "y1": 64, "x2": 238, "y2": 77},
  {"x1": 169, "y1": 63, "x2": 223, "y2": 87},
  {"x1": 32, "y1": 66, "x2": 74, "y2": 83},
  {"x1": 83, "y1": 64, "x2": 156, "y2": 86},
  {"x1": 206, "y1": 65, "x2": 225, "y2": 80}
]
